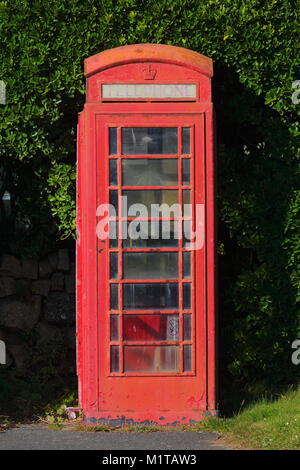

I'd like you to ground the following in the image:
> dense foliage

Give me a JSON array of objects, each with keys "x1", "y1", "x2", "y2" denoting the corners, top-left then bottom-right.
[{"x1": 0, "y1": 0, "x2": 299, "y2": 391}]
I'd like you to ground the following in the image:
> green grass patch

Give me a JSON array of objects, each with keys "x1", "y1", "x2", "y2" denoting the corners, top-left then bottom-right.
[
  {"x1": 70, "y1": 423, "x2": 197, "y2": 433},
  {"x1": 198, "y1": 387, "x2": 300, "y2": 450},
  {"x1": 72, "y1": 424, "x2": 111, "y2": 432}
]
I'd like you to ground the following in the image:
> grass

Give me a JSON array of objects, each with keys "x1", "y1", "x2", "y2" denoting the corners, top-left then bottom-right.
[
  {"x1": 71, "y1": 423, "x2": 161, "y2": 433},
  {"x1": 42, "y1": 386, "x2": 300, "y2": 450},
  {"x1": 197, "y1": 387, "x2": 300, "y2": 450},
  {"x1": 3, "y1": 368, "x2": 300, "y2": 450},
  {"x1": 53, "y1": 421, "x2": 200, "y2": 433}
]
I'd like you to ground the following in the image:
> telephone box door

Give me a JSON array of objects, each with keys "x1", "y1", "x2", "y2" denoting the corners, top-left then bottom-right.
[{"x1": 92, "y1": 112, "x2": 206, "y2": 424}]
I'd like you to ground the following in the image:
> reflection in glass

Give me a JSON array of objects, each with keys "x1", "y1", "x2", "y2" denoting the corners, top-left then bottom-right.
[
  {"x1": 109, "y1": 190, "x2": 118, "y2": 216},
  {"x1": 110, "y1": 346, "x2": 119, "y2": 372},
  {"x1": 183, "y1": 252, "x2": 191, "y2": 278},
  {"x1": 123, "y1": 252, "x2": 178, "y2": 279},
  {"x1": 109, "y1": 221, "x2": 118, "y2": 248},
  {"x1": 123, "y1": 283, "x2": 178, "y2": 309},
  {"x1": 123, "y1": 315, "x2": 179, "y2": 341},
  {"x1": 182, "y1": 159, "x2": 190, "y2": 185},
  {"x1": 123, "y1": 220, "x2": 179, "y2": 248},
  {"x1": 123, "y1": 190, "x2": 178, "y2": 217},
  {"x1": 122, "y1": 127, "x2": 178, "y2": 155},
  {"x1": 182, "y1": 128, "x2": 190, "y2": 154},
  {"x1": 183, "y1": 221, "x2": 192, "y2": 248},
  {"x1": 110, "y1": 283, "x2": 118, "y2": 310},
  {"x1": 124, "y1": 345, "x2": 179, "y2": 372},
  {"x1": 183, "y1": 315, "x2": 192, "y2": 340},
  {"x1": 110, "y1": 252, "x2": 118, "y2": 279},
  {"x1": 122, "y1": 159, "x2": 178, "y2": 186},
  {"x1": 183, "y1": 344, "x2": 192, "y2": 372},
  {"x1": 109, "y1": 128, "x2": 117, "y2": 155},
  {"x1": 183, "y1": 283, "x2": 191, "y2": 309},
  {"x1": 183, "y1": 190, "x2": 191, "y2": 216},
  {"x1": 109, "y1": 159, "x2": 118, "y2": 186},
  {"x1": 110, "y1": 315, "x2": 119, "y2": 341}
]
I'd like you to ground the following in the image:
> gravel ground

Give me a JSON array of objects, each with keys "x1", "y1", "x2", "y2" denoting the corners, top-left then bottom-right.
[{"x1": 0, "y1": 425, "x2": 230, "y2": 450}]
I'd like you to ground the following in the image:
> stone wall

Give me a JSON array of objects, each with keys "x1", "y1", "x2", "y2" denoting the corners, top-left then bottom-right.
[{"x1": 0, "y1": 249, "x2": 76, "y2": 373}]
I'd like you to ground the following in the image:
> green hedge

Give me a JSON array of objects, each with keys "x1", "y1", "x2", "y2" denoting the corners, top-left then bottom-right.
[{"x1": 0, "y1": 0, "x2": 299, "y2": 389}]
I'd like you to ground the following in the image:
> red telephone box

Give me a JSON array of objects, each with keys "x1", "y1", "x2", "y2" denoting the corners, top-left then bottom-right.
[{"x1": 76, "y1": 44, "x2": 216, "y2": 425}]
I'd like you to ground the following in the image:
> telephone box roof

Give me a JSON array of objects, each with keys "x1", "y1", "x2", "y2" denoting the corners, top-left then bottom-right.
[{"x1": 84, "y1": 43, "x2": 213, "y2": 78}]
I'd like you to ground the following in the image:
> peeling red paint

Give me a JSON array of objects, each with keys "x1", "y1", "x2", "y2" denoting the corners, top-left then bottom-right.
[{"x1": 187, "y1": 396, "x2": 202, "y2": 409}]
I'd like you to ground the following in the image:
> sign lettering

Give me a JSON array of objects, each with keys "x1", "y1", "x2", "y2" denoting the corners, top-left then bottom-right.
[{"x1": 102, "y1": 83, "x2": 197, "y2": 99}]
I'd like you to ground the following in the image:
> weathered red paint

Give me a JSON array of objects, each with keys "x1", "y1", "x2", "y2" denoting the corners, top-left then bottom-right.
[{"x1": 76, "y1": 44, "x2": 217, "y2": 425}]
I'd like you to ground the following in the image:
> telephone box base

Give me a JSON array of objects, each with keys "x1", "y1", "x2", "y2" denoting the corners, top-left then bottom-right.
[{"x1": 82, "y1": 409, "x2": 219, "y2": 426}]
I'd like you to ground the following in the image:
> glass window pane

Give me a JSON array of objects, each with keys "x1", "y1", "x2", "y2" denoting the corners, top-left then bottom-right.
[
  {"x1": 109, "y1": 159, "x2": 118, "y2": 186},
  {"x1": 183, "y1": 344, "x2": 192, "y2": 372},
  {"x1": 183, "y1": 283, "x2": 191, "y2": 309},
  {"x1": 109, "y1": 190, "x2": 118, "y2": 216},
  {"x1": 122, "y1": 159, "x2": 178, "y2": 186},
  {"x1": 123, "y1": 252, "x2": 178, "y2": 279},
  {"x1": 183, "y1": 314, "x2": 192, "y2": 340},
  {"x1": 183, "y1": 190, "x2": 191, "y2": 216},
  {"x1": 123, "y1": 314, "x2": 179, "y2": 341},
  {"x1": 183, "y1": 221, "x2": 192, "y2": 248},
  {"x1": 124, "y1": 345, "x2": 179, "y2": 373},
  {"x1": 109, "y1": 221, "x2": 118, "y2": 248},
  {"x1": 182, "y1": 159, "x2": 190, "y2": 185},
  {"x1": 109, "y1": 128, "x2": 117, "y2": 155},
  {"x1": 110, "y1": 252, "x2": 118, "y2": 279},
  {"x1": 183, "y1": 252, "x2": 191, "y2": 278},
  {"x1": 110, "y1": 345, "x2": 119, "y2": 372},
  {"x1": 123, "y1": 220, "x2": 179, "y2": 248},
  {"x1": 123, "y1": 283, "x2": 178, "y2": 309},
  {"x1": 110, "y1": 315, "x2": 119, "y2": 341},
  {"x1": 122, "y1": 127, "x2": 178, "y2": 155},
  {"x1": 182, "y1": 128, "x2": 190, "y2": 154},
  {"x1": 110, "y1": 283, "x2": 118, "y2": 310},
  {"x1": 122, "y1": 190, "x2": 178, "y2": 216}
]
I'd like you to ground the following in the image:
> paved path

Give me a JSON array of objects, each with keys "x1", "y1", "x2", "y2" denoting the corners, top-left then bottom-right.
[{"x1": 0, "y1": 425, "x2": 230, "y2": 450}]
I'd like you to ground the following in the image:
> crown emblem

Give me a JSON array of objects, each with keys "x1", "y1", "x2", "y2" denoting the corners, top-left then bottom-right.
[{"x1": 140, "y1": 64, "x2": 157, "y2": 80}]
